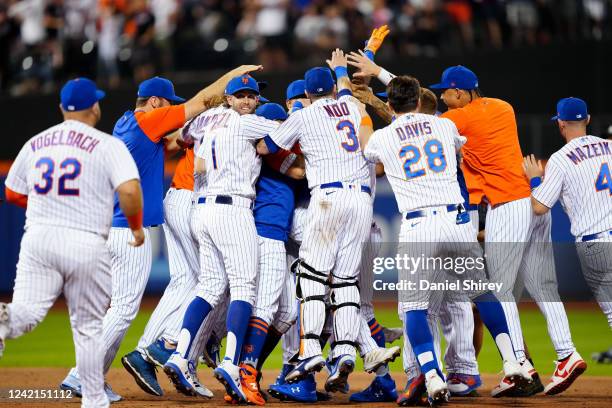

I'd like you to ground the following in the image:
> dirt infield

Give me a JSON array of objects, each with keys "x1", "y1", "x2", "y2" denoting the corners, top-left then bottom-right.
[{"x1": 1, "y1": 368, "x2": 611, "y2": 407}]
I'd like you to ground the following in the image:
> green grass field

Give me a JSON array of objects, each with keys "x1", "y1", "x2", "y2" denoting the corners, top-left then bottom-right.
[{"x1": 1, "y1": 305, "x2": 611, "y2": 376}]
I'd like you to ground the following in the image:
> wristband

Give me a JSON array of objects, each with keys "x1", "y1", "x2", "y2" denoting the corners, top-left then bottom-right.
[
  {"x1": 377, "y1": 68, "x2": 396, "y2": 86},
  {"x1": 126, "y1": 208, "x2": 143, "y2": 231},
  {"x1": 364, "y1": 49, "x2": 375, "y2": 61},
  {"x1": 334, "y1": 66, "x2": 348, "y2": 79},
  {"x1": 529, "y1": 176, "x2": 542, "y2": 190},
  {"x1": 361, "y1": 115, "x2": 373, "y2": 127}
]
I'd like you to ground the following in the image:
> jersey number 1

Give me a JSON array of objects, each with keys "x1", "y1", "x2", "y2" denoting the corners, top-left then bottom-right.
[
  {"x1": 34, "y1": 157, "x2": 82, "y2": 196},
  {"x1": 595, "y1": 162, "x2": 612, "y2": 194}
]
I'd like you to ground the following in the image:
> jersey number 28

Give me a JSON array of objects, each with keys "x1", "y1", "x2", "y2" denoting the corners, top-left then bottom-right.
[
  {"x1": 34, "y1": 157, "x2": 82, "y2": 196},
  {"x1": 399, "y1": 139, "x2": 447, "y2": 179},
  {"x1": 595, "y1": 162, "x2": 612, "y2": 194}
]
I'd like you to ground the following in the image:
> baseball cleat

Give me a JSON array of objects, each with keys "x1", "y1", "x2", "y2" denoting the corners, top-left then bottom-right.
[
  {"x1": 214, "y1": 359, "x2": 247, "y2": 403},
  {"x1": 591, "y1": 347, "x2": 612, "y2": 363},
  {"x1": 201, "y1": 333, "x2": 221, "y2": 368},
  {"x1": 491, "y1": 376, "x2": 517, "y2": 398},
  {"x1": 396, "y1": 374, "x2": 428, "y2": 406},
  {"x1": 239, "y1": 364, "x2": 265, "y2": 406},
  {"x1": 383, "y1": 326, "x2": 404, "y2": 343},
  {"x1": 510, "y1": 359, "x2": 544, "y2": 396},
  {"x1": 544, "y1": 351, "x2": 587, "y2": 395},
  {"x1": 502, "y1": 359, "x2": 532, "y2": 386},
  {"x1": 104, "y1": 382, "x2": 122, "y2": 402},
  {"x1": 350, "y1": 373, "x2": 397, "y2": 402},
  {"x1": 164, "y1": 352, "x2": 211, "y2": 398},
  {"x1": 144, "y1": 338, "x2": 174, "y2": 367},
  {"x1": 0, "y1": 303, "x2": 9, "y2": 358},
  {"x1": 271, "y1": 363, "x2": 295, "y2": 387},
  {"x1": 325, "y1": 354, "x2": 355, "y2": 393},
  {"x1": 363, "y1": 346, "x2": 401, "y2": 373},
  {"x1": 285, "y1": 355, "x2": 326, "y2": 383},
  {"x1": 268, "y1": 373, "x2": 318, "y2": 403},
  {"x1": 446, "y1": 373, "x2": 481, "y2": 396},
  {"x1": 59, "y1": 370, "x2": 83, "y2": 398},
  {"x1": 424, "y1": 371, "x2": 449, "y2": 405},
  {"x1": 121, "y1": 350, "x2": 163, "y2": 396}
]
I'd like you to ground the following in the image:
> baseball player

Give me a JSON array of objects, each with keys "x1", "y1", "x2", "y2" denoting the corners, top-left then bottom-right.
[
  {"x1": 362, "y1": 75, "x2": 531, "y2": 404},
  {"x1": 257, "y1": 50, "x2": 375, "y2": 392},
  {"x1": 163, "y1": 74, "x2": 280, "y2": 402},
  {"x1": 120, "y1": 145, "x2": 215, "y2": 399},
  {"x1": 1, "y1": 78, "x2": 143, "y2": 408},
  {"x1": 524, "y1": 97, "x2": 608, "y2": 394},
  {"x1": 60, "y1": 65, "x2": 262, "y2": 399},
  {"x1": 235, "y1": 102, "x2": 303, "y2": 405}
]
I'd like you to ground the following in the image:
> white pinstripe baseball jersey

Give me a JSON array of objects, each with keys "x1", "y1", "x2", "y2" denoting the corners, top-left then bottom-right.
[
  {"x1": 364, "y1": 112, "x2": 465, "y2": 213},
  {"x1": 191, "y1": 107, "x2": 279, "y2": 198},
  {"x1": 5, "y1": 119, "x2": 139, "y2": 236},
  {"x1": 533, "y1": 136, "x2": 612, "y2": 237},
  {"x1": 268, "y1": 94, "x2": 370, "y2": 188}
]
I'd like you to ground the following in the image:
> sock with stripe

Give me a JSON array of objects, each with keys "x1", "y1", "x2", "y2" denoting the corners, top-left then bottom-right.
[
  {"x1": 405, "y1": 310, "x2": 443, "y2": 379},
  {"x1": 176, "y1": 296, "x2": 212, "y2": 358},
  {"x1": 225, "y1": 300, "x2": 253, "y2": 365},
  {"x1": 473, "y1": 291, "x2": 516, "y2": 362},
  {"x1": 256, "y1": 325, "x2": 283, "y2": 371},
  {"x1": 241, "y1": 316, "x2": 269, "y2": 368},
  {"x1": 368, "y1": 318, "x2": 386, "y2": 347}
]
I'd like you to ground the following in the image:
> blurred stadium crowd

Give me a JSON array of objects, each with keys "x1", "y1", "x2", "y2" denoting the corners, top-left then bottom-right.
[{"x1": 0, "y1": 0, "x2": 611, "y2": 96}]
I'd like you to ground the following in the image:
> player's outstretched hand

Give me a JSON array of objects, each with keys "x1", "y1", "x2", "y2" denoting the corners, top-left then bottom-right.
[
  {"x1": 129, "y1": 228, "x2": 145, "y2": 247},
  {"x1": 522, "y1": 154, "x2": 544, "y2": 180},
  {"x1": 232, "y1": 65, "x2": 263, "y2": 77},
  {"x1": 326, "y1": 48, "x2": 348, "y2": 70},
  {"x1": 365, "y1": 24, "x2": 390, "y2": 53},
  {"x1": 347, "y1": 50, "x2": 381, "y2": 79}
]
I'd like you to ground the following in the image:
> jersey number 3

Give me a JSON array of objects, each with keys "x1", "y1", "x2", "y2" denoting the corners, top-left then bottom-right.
[
  {"x1": 399, "y1": 139, "x2": 447, "y2": 179},
  {"x1": 595, "y1": 162, "x2": 612, "y2": 194},
  {"x1": 34, "y1": 157, "x2": 82, "y2": 196},
  {"x1": 337, "y1": 120, "x2": 359, "y2": 152}
]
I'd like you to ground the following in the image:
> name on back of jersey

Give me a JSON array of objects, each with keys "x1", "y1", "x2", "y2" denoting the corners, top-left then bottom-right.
[
  {"x1": 322, "y1": 101, "x2": 351, "y2": 118},
  {"x1": 396, "y1": 121, "x2": 432, "y2": 142},
  {"x1": 30, "y1": 129, "x2": 100, "y2": 154},
  {"x1": 566, "y1": 140, "x2": 611, "y2": 165}
]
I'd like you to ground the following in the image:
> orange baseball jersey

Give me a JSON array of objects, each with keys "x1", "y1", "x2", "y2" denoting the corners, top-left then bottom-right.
[
  {"x1": 442, "y1": 97, "x2": 530, "y2": 206},
  {"x1": 170, "y1": 147, "x2": 194, "y2": 191}
]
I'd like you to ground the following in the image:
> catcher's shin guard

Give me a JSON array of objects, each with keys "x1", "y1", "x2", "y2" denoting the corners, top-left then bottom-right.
[
  {"x1": 295, "y1": 259, "x2": 328, "y2": 358},
  {"x1": 330, "y1": 274, "x2": 361, "y2": 358}
]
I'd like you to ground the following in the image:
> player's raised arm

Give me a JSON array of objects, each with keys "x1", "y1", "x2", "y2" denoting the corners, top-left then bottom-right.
[
  {"x1": 347, "y1": 50, "x2": 396, "y2": 85},
  {"x1": 183, "y1": 64, "x2": 263, "y2": 120},
  {"x1": 351, "y1": 81, "x2": 393, "y2": 124},
  {"x1": 326, "y1": 48, "x2": 352, "y2": 96}
]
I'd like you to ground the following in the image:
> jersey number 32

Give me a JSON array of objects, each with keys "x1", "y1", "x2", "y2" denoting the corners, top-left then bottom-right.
[{"x1": 34, "y1": 157, "x2": 82, "y2": 196}]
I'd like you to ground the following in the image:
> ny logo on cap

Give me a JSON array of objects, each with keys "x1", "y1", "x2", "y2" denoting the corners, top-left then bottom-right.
[{"x1": 242, "y1": 76, "x2": 250, "y2": 84}]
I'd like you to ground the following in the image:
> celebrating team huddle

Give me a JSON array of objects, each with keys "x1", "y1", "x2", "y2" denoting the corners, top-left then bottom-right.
[{"x1": 1, "y1": 25, "x2": 611, "y2": 408}]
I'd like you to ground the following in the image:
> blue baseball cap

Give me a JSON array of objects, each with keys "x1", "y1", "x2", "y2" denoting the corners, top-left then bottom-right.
[
  {"x1": 256, "y1": 103, "x2": 288, "y2": 121},
  {"x1": 60, "y1": 77, "x2": 105, "y2": 111},
  {"x1": 259, "y1": 95, "x2": 270, "y2": 104},
  {"x1": 430, "y1": 66, "x2": 478, "y2": 90},
  {"x1": 551, "y1": 97, "x2": 588, "y2": 121},
  {"x1": 138, "y1": 76, "x2": 185, "y2": 103},
  {"x1": 286, "y1": 79, "x2": 306, "y2": 100},
  {"x1": 225, "y1": 75, "x2": 260, "y2": 95},
  {"x1": 305, "y1": 67, "x2": 334, "y2": 95}
]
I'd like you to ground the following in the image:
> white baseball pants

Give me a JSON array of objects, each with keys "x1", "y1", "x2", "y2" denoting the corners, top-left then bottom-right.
[{"x1": 7, "y1": 226, "x2": 111, "y2": 408}]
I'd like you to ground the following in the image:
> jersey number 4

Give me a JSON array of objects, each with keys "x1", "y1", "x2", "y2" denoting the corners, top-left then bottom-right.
[
  {"x1": 34, "y1": 157, "x2": 82, "y2": 196},
  {"x1": 399, "y1": 139, "x2": 447, "y2": 179},
  {"x1": 595, "y1": 162, "x2": 612, "y2": 195}
]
